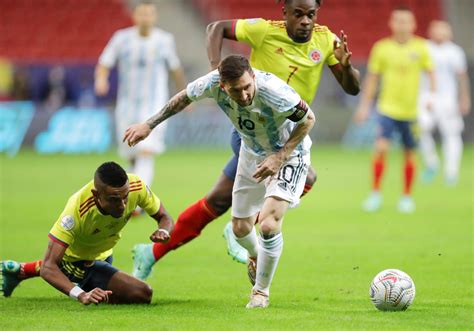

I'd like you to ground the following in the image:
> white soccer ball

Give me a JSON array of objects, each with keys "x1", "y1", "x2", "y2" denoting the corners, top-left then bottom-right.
[{"x1": 369, "y1": 269, "x2": 416, "y2": 311}]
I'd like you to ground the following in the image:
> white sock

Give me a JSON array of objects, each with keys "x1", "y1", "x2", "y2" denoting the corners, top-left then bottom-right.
[
  {"x1": 420, "y1": 130, "x2": 439, "y2": 170},
  {"x1": 235, "y1": 226, "x2": 259, "y2": 258},
  {"x1": 134, "y1": 155, "x2": 155, "y2": 187},
  {"x1": 442, "y1": 133, "x2": 463, "y2": 179},
  {"x1": 254, "y1": 232, "x2": 283, "y2": 296}
]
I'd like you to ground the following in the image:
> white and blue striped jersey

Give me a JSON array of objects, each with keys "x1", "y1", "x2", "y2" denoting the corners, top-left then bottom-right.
[
  {"x1": 99, "y1": 27, "x2": 181, "y2": 123},
  {"x1": 186, "y1": 69, "x2": 312, "y2": 157}
]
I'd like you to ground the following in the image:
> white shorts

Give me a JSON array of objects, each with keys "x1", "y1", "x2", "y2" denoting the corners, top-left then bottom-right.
[
  {"x1": 418, "y1": 96, "x2": 464, "y2": 135},
  {"x1": 115, "y1": 112, "x2": 167, "y2": 159},
  {"x1": 231, "y1": 148, "x2": 310, "y2": 219}
]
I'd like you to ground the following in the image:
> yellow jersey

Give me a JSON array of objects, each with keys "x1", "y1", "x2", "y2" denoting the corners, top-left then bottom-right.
[
  {"x1": 368, "y1": 37, "x2": 433, "y2": 120},
  {"x1": 235, "y1": 18, "x2": 339, "y2": 104},
  {"x1": 49, "y1": 174, "x2": 161, "y2": 262}
]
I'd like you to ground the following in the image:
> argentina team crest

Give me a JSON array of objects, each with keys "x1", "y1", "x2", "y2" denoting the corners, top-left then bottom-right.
[{"x1": 309, "y1": 49, "x2": 323, "y2": 64}]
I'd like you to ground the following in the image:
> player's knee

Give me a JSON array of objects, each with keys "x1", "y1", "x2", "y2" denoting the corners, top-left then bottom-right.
[
  {"x1": 306, "y1": 167, "x2": 317, "y2": 186},
  {"x1": 259, "y1": 219, "x2": 279, "y2": 236},
  {"x1": 232, "y1": 218, "x2": 253, "y2": 237},
  {"x1": 206, "y1": 191, "x2": 232, "y2": 215},
  {"x1": 133, "y1": 283, "x2": 153, "y2": 304}
]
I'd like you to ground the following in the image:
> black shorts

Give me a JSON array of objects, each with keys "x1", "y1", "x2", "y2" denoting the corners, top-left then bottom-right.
[
  {"x1": 60, "y1": 256, "x2": 119, "y2": 292},
  {"x1": 377, "y1": 114, "x2": 417, "y2": 149}
]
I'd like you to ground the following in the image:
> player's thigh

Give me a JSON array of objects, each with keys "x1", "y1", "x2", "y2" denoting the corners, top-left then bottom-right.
[
  {"x1": 397, "y1": 120, "x2": 417, "y2": 150},
  {"x1": 231, "y1": 151, "x2": 265, "y2": 219},
  {"x1": 106, "y1": 271, "x2": 152, "y2": 304}
]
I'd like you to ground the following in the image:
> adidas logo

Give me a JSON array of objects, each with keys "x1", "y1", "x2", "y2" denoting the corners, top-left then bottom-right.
[
  {"x1": 275, "y1": 47, "x2": 284, "y2": 55},
  {"x1": 278, "y1": 182, "x2": 288, "y2": 191}
]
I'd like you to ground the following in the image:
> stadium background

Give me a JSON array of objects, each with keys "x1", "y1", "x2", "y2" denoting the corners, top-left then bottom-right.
[
  {"x1": 0, "y1": 0, "x2": 473, "y2": 153},
  {"x1": 0, "y1": 0, "x2": 473, "y2": 329}
]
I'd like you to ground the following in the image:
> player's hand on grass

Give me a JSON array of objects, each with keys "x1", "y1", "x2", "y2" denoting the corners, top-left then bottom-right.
[
  {"x1": 150, "y1": 229, "x2": 170, "y2": 243},
  {"x1": 333, "y1": 30, "x2": 352, "y2": 67},
  {"x1": 78, "y1": 288, "x2": 112, "y2": 305},
  {"x1": 123, "y1": 123, "x2": 152, "y2": 147},
  {"x1": 253, "y1": 154, "x2": 285, "y2": 183}
]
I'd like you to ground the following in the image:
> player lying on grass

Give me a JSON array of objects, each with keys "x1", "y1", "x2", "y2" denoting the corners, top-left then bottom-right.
[
  {"x1": 124, "y1": 55, "x2": 315, "y2": 308},
  {"x1": 131, "y1": 0, "x2": 360, "y2": 281},
  {"x1": 0, "y1": 162, "x2": 173, "y2": 305}
]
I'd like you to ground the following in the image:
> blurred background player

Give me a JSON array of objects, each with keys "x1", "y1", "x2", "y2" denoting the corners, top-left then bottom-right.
[
  {"x1": 1, "y1": 162, "x2": 173, "y2": 304},
  {"x1": 355, "y1": 6, "x2": 435, "y2": 213},
  {"x1": 95, "y1": 1, "x2": 186, "y2": 191},
  {"x1": 418, "y1": 20, "x2": 471, "y2": 186},
  {"x1": 124, "y1": 54, "x2": 315, "y2": 309},
  {"x1": 131, "y1": 0, "x2": 360, "y2": 280}
]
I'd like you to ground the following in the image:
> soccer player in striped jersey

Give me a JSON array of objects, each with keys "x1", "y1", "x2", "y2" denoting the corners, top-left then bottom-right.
[
  {"x1": 355, "y1": 7, "x2": 435, "y2": 213},
  {"x1": 1, "y1": 162, "x2": 173, "y2": 305},
  {"x1": 131, "y1": 0, "x2": 360, "y2": 279},
  {"x1": 418, "y1": 20, "x2": 471, "y2": 185},
  {"x1": 95, "y1": 1, "x2": 186, "y2": 193},
  {"x1": 124, "y1": 54, "x2": 316, "y2": 308}
]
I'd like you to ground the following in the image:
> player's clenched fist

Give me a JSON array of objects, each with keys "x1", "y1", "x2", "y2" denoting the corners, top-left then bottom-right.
[
  {"x1": 78, "y1": 288, "x2": 112, "y2": 305},
  {"x1": 150, "y1": 228, "x2": 170, "y2": 243},
  {"x1": 123, "y1": 123, "x2": 152, "y2": 147}
]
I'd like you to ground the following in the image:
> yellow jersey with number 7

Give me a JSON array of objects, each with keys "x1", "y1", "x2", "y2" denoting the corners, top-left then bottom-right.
[{"x1": 234, "y1": 18, "x2": 339, "y2": 104}]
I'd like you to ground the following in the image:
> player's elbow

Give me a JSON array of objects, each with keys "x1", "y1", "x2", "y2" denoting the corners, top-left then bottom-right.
[
  {"x1": 346, "y1": 85, "x2": 361, "y2": 96},
  {"x1": 206, "y1": 21, "x2": 220, "y2": 37}
]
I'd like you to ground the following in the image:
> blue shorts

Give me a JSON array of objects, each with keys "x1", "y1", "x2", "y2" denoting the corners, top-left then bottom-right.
[
  {"x1": 60, "y1": 255, "x2": 119, "y2": 292},
  {"x1": 223, "y1": 129, "x2": 242, "y2": 180},
  {"x1": 378, "y1": 114, "x2": 417, "y2": 149}
]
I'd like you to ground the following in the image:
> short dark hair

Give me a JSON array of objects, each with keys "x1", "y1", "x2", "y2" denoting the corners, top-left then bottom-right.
[
  {"x1": 134, "y1": 0, "x2": 155, "y2": 9},
  {"x1": 277, "y1": 0, "x2": 322, "y2": 7},
  {"x1": 393, "y1": 5, "x2": 413, "y2": 12},
  {"x1": 218, "y1": 55, "x2": 253, "y2": 83},
  {"x1": 95, "y1": 162, "x2": 128, "y2": 188}
]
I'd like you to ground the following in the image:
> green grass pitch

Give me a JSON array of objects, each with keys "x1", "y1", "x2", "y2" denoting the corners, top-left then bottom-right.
[{"x1": 0, "y1": 146, "x2": 472, "y2": 330}]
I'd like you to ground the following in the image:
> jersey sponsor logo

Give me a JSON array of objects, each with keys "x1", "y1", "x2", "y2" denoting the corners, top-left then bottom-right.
[
  {"x1": 275, "y1": 47, "x2": 284, "y2": 55},
  {"x1": 61, "y1": 215, "x2": 75, "y2": 231},
  {"x1": 309, "y1": 49, "x2": 323, "y2": 64}
]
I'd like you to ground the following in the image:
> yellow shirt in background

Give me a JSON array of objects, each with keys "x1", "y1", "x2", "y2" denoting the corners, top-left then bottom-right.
[{"x1": 368, "y1": 37, "x2": 433, "y2": 120}]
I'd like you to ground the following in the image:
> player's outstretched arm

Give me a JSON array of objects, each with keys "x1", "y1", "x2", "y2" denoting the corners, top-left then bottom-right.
[
  {"x1": 253, "y1": 109, "x2": 316, "y2": 182},
  {"x1": 206, "y1": 20, "x2": 236, "y2": 70},
  {"x1": 40, "y1": 240, "x2": 111, "y2": 305},
  {"x1": 330, "y1": 31, "x2": 360, "y2": 95},
  {"x1": 149, "y1": 203, "x2": 174, "y2": 243},
  {"x1": 123, "y1": 90, "x2": 193, "y2": 147}
]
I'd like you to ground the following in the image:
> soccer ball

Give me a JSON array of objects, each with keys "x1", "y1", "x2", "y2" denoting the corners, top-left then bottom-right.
[{"x1": 369, "y1": 269, "x2": 416, "y2": 311}]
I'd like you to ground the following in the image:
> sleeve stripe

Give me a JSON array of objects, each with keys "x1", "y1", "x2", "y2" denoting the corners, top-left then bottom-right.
[
  {"x1": 231, "y1": 20, "x2": 238, "y2": 40},
  {"x1": 48, "y1": 233, "x2": 69, "y2": 248}
]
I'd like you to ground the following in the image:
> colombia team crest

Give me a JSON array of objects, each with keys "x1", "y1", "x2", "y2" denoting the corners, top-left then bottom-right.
[{"x1": 309, "y1": 49, "x2": 323, "y2": 64}]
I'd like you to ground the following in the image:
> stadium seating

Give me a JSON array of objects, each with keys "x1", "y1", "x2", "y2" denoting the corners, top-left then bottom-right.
[
  {"x1": 0, "y1": 0, "x2": 132, "y2": 62},
  {"x1": 191, "y1": 0, "x2": 443, "y2": 60}
]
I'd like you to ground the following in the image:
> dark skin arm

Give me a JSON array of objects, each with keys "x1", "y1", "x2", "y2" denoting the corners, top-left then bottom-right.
[
  {"x1": 329, "y1": 30, "x2": 360, "y2": 95},
  {"x1": 148, "y1": 203, "x2": 174, "y2": 243},
  {"x1": 40, "y1": 240, "x2": 111, "y2": 305},
  {"x1": 206, "y1": 20, "x2": 236, "y2": 70}
]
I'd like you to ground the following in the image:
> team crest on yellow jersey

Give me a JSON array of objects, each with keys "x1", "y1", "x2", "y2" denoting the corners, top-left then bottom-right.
[{"x1": 309, "y1": 49, "x2": 323, "y2": 63}]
